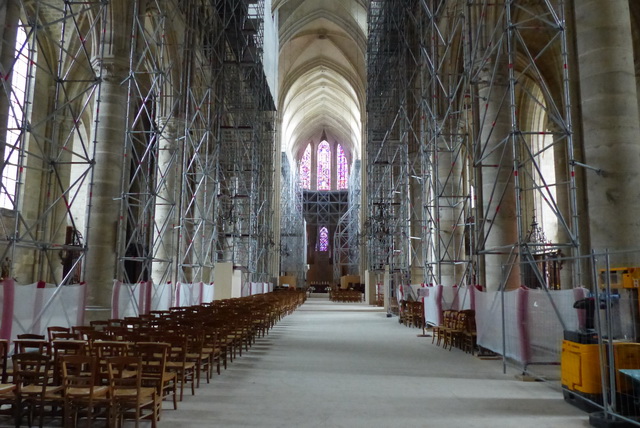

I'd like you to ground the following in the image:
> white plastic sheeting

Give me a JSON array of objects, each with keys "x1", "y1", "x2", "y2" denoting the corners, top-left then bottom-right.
[
  {"x1": 242, "y1": 282, "x2": 251, "y2": 297},
  {"x1": 423, "y1": 285, "x2": 472, "y2": 326},
  {"x1": 112, "y1": 281, "x2": 215, "y2": 316},
  {"x1": 0, "y1": 279, "x2": 86, "y2": 342},
  {"x1": 471, "y1": 286, "x2": 590, "y2": 365},
  {"x1": 396, "y1": 284, "x2": 425, "y2": 302},
  {"x1": 175, "y1": 282, "x2": 215, "y2": 307},
  {"x1": 203, "y1": 283, "x2": 215, "y2": 303},
  {"x1": 151, "y1": 283, "x2": 173, "y2": 311},
  {"x1": 112, "y1": 281, "x2": 152, "y2": 319}
]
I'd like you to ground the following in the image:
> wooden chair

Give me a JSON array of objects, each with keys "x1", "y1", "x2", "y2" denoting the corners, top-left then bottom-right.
[
  {"x1": 89, "y1": 320, "x2": 110, "y2": 331},
  {"x1": 107, "y1": 356, "x2": 158, "y2": 428},
  {"x1": 51, "y1": 332, "x2": 81, "y2": 341},
  {"x1": 184, "y1": 331, "x2": 211, "y2": 388},
  {"x1": 61, "y1": 355, "x2": 111, "y2": 428},
  {"x1": 16, "y1": 334, "x2": 46, "y2": 340},
  {"x1": 462, "y1": 311, "x2": 477, "y2": 354},
  {"x1": 72, "y1": 326, "x2": 96, "y2": 341},
  {"x1": 134, "y1": 342, "x2": 177, "y2": 412},
  {"x1": 13, "y1": 353, "x2": 64, "y2": 428},
  {"x1": 47, "y1": 326, "x2": 71, "y2": 342},
  {"x1": 432, "y1": 310, "x2": 454, "y2": 346},
  {"x1": 0, "y1": 378, "x2": 17, "y2": 423},
  {"x1": 52, "y1": 339, "x2": 88, "y2": 385},
  {"x1": 0, "y1": 339, "x2": 9, "y2": 383},
  {"x1": 164, "y1": 335, "x2": 196, "y2": 401},
  {"x1": 13, "y1": 339, "x2": 52, "y2": 358},
  {"x1": 202, "y1": 327, "x2": 223, "y2": 376},
  {"x1": 91, "y1": 341, "x2": 132, "y2": 383}
]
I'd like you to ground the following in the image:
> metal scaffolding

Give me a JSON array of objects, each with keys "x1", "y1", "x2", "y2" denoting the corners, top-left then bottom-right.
[
  {"x1": 367, "y1": 0, "x2": 579, "y2": 290},
  {"x1": 215, "y1": 0, "x2": 276, "y2": 283},
  {"x1": 279, "y1": 154, "x2": 306, "y2": 284},
  {"x1": 118, "y1": 0, "x2": 187, "y2": 285},
  {"x1": 417, "y1": 1, "x2": 474, "y2": 288},
  {"x1": 332, "y1": 160, "x2": 361, "y2": 282},
  {"x1": 113, "y1": 0, "x2": 276, "y2": 287},
  {"x1": 366, "y1": 0, "x2": 412, "y2": 293},
  {"x1": 0, "y1": 1, "x2": 108, "y2": 284}
]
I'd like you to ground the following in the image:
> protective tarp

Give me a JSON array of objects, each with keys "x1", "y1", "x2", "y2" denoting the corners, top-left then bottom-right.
[
  {"x1": 423, "y1": 285, "x2": 471, "y2": 326},
  {"x1": 112, "y1": 281, "x2": 151, "y2": 318},
  {"x1": 176, "y1": 282, "x2": 204, "y2": 307},
  {"x1": 151, "y1": 283, "x2": 173, "y2": 311},
  {"x1": 250, "y1": 282, "x2": 264, "y2": 295},
  {"x1": 0, "y1": 279, "x2": 86, "y2": 342},
  {"x1": 202, "y1": 283, "x2": 214, "y2": 303},
  {"x1": 241, "y1": 282, "x2": 251, "y2": 297},
  {"x1": 526, "y1": 287, "x2": 587, "y2": 364},
  {"x1": 473, "y1": 286, "x2": 591, "y2": 365}
]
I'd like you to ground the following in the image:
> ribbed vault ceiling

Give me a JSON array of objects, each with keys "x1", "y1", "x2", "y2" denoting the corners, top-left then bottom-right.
[{"x1": 276, "y1": 0, "x2": 366, "y2": 161}]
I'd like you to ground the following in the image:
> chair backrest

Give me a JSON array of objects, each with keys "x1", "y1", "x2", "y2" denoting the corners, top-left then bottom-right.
[
  {"x1": 52, "y1": 340, "x2": 87, "y2": 384},
  {"x1": 12, "y1": 353, "x2": 53, "y2": 396},
  {"x1": 51, "y1": 332, "x2": 80, "y2": 341},
  {"x1": 61, "y1": 355, "x2": 101, "y2": 395},
  {"x1": 13, "y1": 339, "x2": 51, "y2": 357},
  {"x1": 164, "y1": 334, "x2": 188, "y2": 366},
  {"x1": 47, "y1": 326, "x2": 70, "y2": 342},
  {"x1": 89, "y1": 320, "x2": 110, "y2": 331},
  {"x1": 133, "y1": 342, "x2": 169, "y2": 388},
  {"x1": 17, "y1": 334, "x2": 46, "y2": 340},
  {"x1": 0, "y1": 340, "x2": 8, "y2": 383},
  {"x1": 71, "y1": 326, "x2": 96, "y2": 338},
  {"x1": 106, "y1": 356, "x2": 142, "y2": 392},
  {"x1": 92, "y1": 340, "x2": 131, "y2": 360}
]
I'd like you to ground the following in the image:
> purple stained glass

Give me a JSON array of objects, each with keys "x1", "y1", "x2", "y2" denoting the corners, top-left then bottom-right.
[
  {"x1": 318, "y1": 226, "x2": 329, "y2": 251},
  {"x1": 317, "y1": 141, "x2": 331, "y2": 190},
  {"x1": 299, "y1": 144, "x2": 311, "y2": 189},
  {"x1": 337, "y1": 144, "x2": 348, "y2": 189}
]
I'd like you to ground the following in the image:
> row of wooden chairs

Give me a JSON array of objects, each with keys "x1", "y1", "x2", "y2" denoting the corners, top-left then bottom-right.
[
  {"x1": 329, "y1": 289, "x2": 363, "y2": 303},
  {"x1": 400, "y1": 301, "x2": 424, "y2": 329},
  {"x1": 431, "y1": 310, "x2": 477, "y2": 354},
  {"x1": 0, "y1": 288, "x2": 307, "y2": 427}
]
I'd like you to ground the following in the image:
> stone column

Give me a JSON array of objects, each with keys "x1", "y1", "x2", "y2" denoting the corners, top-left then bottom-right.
[
  {"x1": 84, "y1": 59, "x2": 128, "y2": 320},
  {"x1": 49, "y1": 115, "x2": 75, "y2": 283},
  {"x1": 408, "y1": 151, "x2": 424, "y2": 284},
  {"x1": 574, "y1": 0, "x2": 640, "y2": 260},
  {"x1": 438, "y1": 140, "x2": 466, "y2": 287},
  {"x1": 478, "y1": 65, "x2": 520, "y2": 291},
  {"x1": 151, "y1": 118, "x2": 178, "y2": 284}
]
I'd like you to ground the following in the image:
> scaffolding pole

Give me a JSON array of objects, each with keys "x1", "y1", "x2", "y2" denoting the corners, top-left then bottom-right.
[
  {"x1": 0, "y1": 1, "x2": 108, "y2": 285},
  {"x1": 366, "y1": 0, "x2": 412, "y2": 298},
  {"x1": 367, "y1": 0, "x2": 578, "y2": 292},
  {"x1": 215, "y1": 0, "x2": 276, "y2": 285},
  {"x1": 333, "y1": 160, "x2": 361, "y2": 283},
  {"x1": 467, "y1": 0, "x2": 579, "y2": 289},
  {"x1": 280, "y1": 153, "x2": 306, "y2": 284}
]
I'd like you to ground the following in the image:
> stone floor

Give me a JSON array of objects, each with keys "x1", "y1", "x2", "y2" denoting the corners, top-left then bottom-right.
[
  {"x1": 160, "y1": 297, "x2": 589, "y2": 428},
  {"x1": 0, "y1": 297, "x2": 592, "y2": 427}
]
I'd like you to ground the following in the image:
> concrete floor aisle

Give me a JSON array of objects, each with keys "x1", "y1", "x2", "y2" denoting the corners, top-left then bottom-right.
[{"x1": 161, "y1": 297, "x2": 590, "y2": 428}]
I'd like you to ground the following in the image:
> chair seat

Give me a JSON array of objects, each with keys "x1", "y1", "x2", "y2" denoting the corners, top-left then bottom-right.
[
  {"x1": 66, "y1": 385, "x2": 109, "y2": 397},
  {"x1": 0, "y1": 384, "x2": 15, "y2": 394},
  {"x1": 113, "y1": 386, "x2": 156, "y2": 399},
  {"x1": 166, "y1": 361, "x2": 196, "y2": 370},
  {"x1": 21, "y1": 384, "x2": 63, "y2": 397}
]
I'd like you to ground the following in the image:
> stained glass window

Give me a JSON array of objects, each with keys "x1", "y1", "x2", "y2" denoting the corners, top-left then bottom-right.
[
  {"x1": 317, "y1": 140, "x2": 331, "y2": 190},
  {"x1": 1, "y1": 23, "x2": 28, "y2": 209},
  {"x1": 318, "y1": 226, "x2": 329, "y2": 251},
  {"x1": 299, "y1": 144, "x2": 311, "y2": 189},
  {"x1": 337, "y1": 144, "x2": 348, "y2": 190}
]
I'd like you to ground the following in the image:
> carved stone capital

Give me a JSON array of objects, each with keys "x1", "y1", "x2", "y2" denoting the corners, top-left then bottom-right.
[{"x1": 91, "y1": 56, "x2": 129, "y2": 83}]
